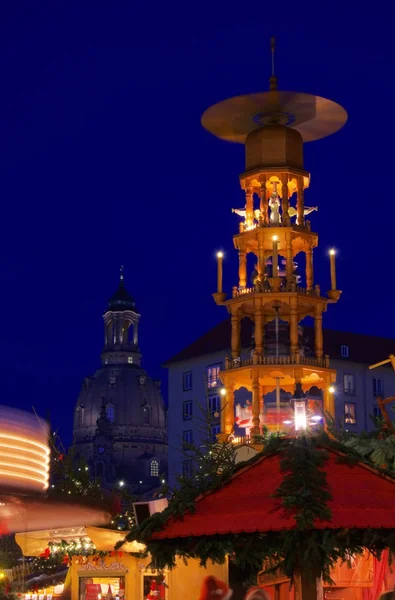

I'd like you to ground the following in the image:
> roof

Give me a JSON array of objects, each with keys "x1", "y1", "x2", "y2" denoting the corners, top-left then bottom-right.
[
  {"x1": 107, "y1": 279, "x2": 137, "y2": 312},
  {"x1": 152, "y1": 449, "x2": 395, "y2": 540},
  {"x1": 164, "y1": 318, "x2": 395, "y2": 366}
]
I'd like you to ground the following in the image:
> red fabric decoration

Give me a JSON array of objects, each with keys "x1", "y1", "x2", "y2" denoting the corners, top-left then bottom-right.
[
  {"x1": 58, "y1": 454, "x2": 64, "y2": 461},
  {"x1": 62, "y1": 555, "x2": 70, "y2": 565},
  {"x1": 40, "y1": 547, "x2": 50, "y2": 559},
  {"x1": 363, "y1": 549, "x2": 388, "y2": 600}
]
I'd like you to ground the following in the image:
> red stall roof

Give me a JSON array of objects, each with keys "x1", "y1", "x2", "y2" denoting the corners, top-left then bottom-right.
[{"x1": 153, "y1": 450, "x2": 395, "y2": 540}]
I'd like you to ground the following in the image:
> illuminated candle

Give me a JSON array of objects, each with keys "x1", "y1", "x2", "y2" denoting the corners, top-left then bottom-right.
[
  {"x1": 272, "y1": 236, "x2": 278, "y2": 277},
  {"x1": 329, "y1": 249, "x2": 336, "y2": 290},
  {"x1": 216, "y1": 252, "x2": 224, "y2": 293}
]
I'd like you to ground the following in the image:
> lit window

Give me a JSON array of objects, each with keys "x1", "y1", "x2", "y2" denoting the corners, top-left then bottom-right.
[
  {"x1": 373, "y1": 405, "x2": 381, "y2": 418},
  {"x1": 76, "y1": 405, "x2": 85, "y2": 426},
  {"x1": 183, "y1": 460, "x2": 193, "y2": 478},
  {"x1": 128, "y1": 356, "x2": 133, "y2": 364},
  {"x1": 208, "y1": 395, "x2": 221, "y2": 418},
  {"x1": 183, "y1": 400, "x2": 192, "y2": 420},
  {"x1": 106, "y1": 404, "x2": 115, "y2": 423},
  {"x1": 211, "y1": 424, "x2": 221, "y2": 441},
  {"x1": 183, "y1": 371, "x2": 192, "y2": 391},
  {"x1": 344, "y1": 402, "x2": 356, "y2": 424},
  {"x1": 341, "y1": 345, "x2": 349, "y2": 358},
  {"x1": 183, "y1": 430, "x2": 193, "y2": 448},
  {"x1": 343, "y1": 373, "x2": 355, "y2": 395},
  {"x1": 150, "y1": 459, "x2": 159, "y2": 477},
  {"x1": 207, "y1": 364, "x2": 221, "y2": 389},
  {"x1": 373, "y1": 377, "x2": 384, "y2": 397},
  {"x1": 142, "y1": 405, "x2": 151, "y2": 425}
]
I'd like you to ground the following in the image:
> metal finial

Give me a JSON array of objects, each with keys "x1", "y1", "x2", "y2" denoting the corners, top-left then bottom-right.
[
  {"x1": 271, "y1": 37, "x2": 276, "y2": 75},
  {"x1": 120, "y1": 265, "x2": 124, "y2": 281},
  {"x1": 269, "y1": 36, "x2": 278, "y2": 91}
]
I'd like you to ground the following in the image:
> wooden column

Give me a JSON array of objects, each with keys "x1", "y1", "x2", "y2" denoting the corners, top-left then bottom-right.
[
  {"x1": 245, "y1": 185, "x2": 254, "y2": 228},
  {"x1": 260, "y1": 177, "x2": 268, "y2": 224},
  {"x1": 223, "y1": 384, "x2": 235, "y2": 435},
  {"x1": 290, "y1": 297, "x2": 298, "y2": 359},
  {"x1": 281, "y1": 175, "x2": 290, "y2": 225},
  {"x1": 294, "y1": 569, "x2": 323, "y2": 600},
  {"x1": 286, "y1": 232, "x2": 293, "y2": 287},
  {"x1": 297, "y1": 178, "x2": 305, "y2": 226},
  {"x1": 255, "y1": 307, "x2": 263, "y2": 356},
  {"x1": 314, "y1": 306, "x2": 323, "y2": 358},
  {"x1": 231, "y1": 314, "x2": 241, "y2": 359},
  {"x1": 324, "y1": 385, "x2": 335, "y2": 417},
  {"x1": 238, "y1": 250, "x2": 247, "y2": 288},
  {"x1": 306, "y1": 246, "x2": 313, "y2": 290},
  {"x1": 251, "y1": 376, "x2": 260, "y2": 435},
  {"x1": 258, "y1": 243, "x2": 265, "y2": 281}
]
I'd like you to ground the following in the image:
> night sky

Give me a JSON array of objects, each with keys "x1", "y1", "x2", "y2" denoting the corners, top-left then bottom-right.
[{"x1": 0, "y1": 1, "x2": 393, "y2": 443}]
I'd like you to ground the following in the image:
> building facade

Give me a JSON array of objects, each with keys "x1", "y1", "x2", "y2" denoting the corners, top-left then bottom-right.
[
  {"x1": 73, "y1": 271, "x2": 168, "y2": 492},
  {"x1": 166, "y1": 319, "x2": 395, "y2": 487}
]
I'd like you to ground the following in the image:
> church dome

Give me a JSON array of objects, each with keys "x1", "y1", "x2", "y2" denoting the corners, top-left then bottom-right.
[
  {"x1": 73, "y1": 273, "x2": 167, "y2": 491},
  {"x1": 74, "y1": 365, "x2": 166, "y2": 433}
]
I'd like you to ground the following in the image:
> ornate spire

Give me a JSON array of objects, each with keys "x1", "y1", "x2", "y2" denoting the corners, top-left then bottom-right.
[
  {"x1": 269, "y1": 36, "x2": 278, "y2": 91},
  {"x1": 107, "y1": 267, "x2": 137, "y2": 312}
]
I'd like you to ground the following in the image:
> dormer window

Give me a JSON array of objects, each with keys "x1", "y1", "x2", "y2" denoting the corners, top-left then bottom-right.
[
  {"x1": 341, "y1": 345, "x2": 349, "y2": 358},
  {"x1": 106, "y1": 403, "x2": 115, "y2": 423}
]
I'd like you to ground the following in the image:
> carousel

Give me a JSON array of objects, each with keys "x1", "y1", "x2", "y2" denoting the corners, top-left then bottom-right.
[{"x1": 1, "y1": 407, "x2": 226, "y2": 600}]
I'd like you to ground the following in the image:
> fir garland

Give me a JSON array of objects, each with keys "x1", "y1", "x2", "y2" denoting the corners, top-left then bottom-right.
[{"x1": 118, "y1": 432, "x2": 395, "y2": 584}]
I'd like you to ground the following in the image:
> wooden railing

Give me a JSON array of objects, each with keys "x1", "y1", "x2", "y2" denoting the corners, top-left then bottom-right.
[
  {"x1": 225, "y1": 354, "x2": 330, "y2": 370},
  {"x1": 232, "y1": 284, "x2": 321, "y2": 298}
]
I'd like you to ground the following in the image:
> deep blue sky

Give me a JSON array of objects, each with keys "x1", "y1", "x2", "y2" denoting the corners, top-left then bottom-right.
[{"x1": 0, "y1": 1, "x2": 393, "y2": 442}]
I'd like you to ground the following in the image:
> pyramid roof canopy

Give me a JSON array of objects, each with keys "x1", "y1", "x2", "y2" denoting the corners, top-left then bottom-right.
[{"x1": 153, "y1": 449, "x2": 395, "y2": 540}]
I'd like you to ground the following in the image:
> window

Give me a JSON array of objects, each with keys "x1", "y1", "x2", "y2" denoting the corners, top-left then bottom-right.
[
  {"x1": 95, "y1": 461, "x2": 105, "y2": 478},
  {"x1": 183, "y1": 459, "x2": 193, "y2": 478},
  {"x1": 208, "y1": 395, "x2": 221, "y2": 418},
  {"x1": 150, "y1": 459, "x2": 159, "y2": 477},
  {"x1": 344, "y1": 402, "x2": 356, "y2": 424},
  {"x1": 106, "y1": 403, "x2": 115, "y2": 423},
  {"x1": 343, "y1": 373, "x2": 355, "y2": 395},
  {"x1": 373, "y1": 405, "x2": 381, "y2": 418},
  {"x1": 183, "y1": 430, "x2": 193, "y2": 448},
  {"x1": 142, "y1": 405, "x2": 151, "y2": 425},
  {"x1": 183, "y1": 371, "x2": 192, "y2": 391},
  {"x1": 183, "y1": 400, "x2": 192, "y2": 420},
  {"x1": 76, "y1": 405, "x2": 85, "y2": 426},
  {"x1": 373, "y1": 377, "x2": 384, "y2": 397},
  {"x1": 128, "y1": 356, "x2": 133, "y2": 364},
  {"x1": 211, "y1": 424, "x2": 221, "y2": 441},
  {"x1": 207, "y1": 364, "x2": 221, "y2": 388},
  {"x1": 341, "y1": 345, "x2": 349, "y2": 358}
]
